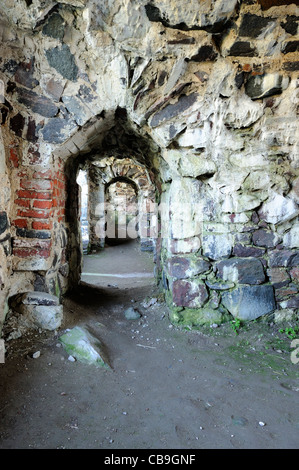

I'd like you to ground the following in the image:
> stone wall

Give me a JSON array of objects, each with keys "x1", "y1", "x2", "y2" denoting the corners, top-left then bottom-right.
[{"x1": 0, "y1": 0, "x2": 298, "y2": 332}]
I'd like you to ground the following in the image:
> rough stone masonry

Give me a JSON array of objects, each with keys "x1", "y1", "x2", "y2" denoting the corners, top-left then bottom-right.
[{"x1": 0, "y1": 0, "x2": 298, "y2": 333}]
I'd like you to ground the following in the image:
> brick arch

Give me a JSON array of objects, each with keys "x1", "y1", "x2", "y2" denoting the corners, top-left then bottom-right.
[{"x1": 105, "y1": 176, "x2": 139, "y2": 195}]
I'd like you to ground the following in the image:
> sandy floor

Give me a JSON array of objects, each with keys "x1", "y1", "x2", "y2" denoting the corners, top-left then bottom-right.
[{"x1": 0, "y1": 240, "x2": 298, "y2": 450}]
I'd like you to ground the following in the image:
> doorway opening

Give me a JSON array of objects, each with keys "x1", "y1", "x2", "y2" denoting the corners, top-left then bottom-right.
[
  {"x1": 105, "y1": 177, "x2": 139, "y2": 244},
  {"x1": 76, "y1": 157, "x2": 159, "y2": 291}
]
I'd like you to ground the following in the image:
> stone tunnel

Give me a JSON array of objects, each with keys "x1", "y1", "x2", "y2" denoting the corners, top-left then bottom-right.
[{"x1": 0, "y1": 0, "x2": 298, "y2": 337}]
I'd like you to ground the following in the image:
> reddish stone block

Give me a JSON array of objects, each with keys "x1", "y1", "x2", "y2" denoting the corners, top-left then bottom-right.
[
  {"x1": 32, "y1": 221, "x2": 52, "y2": 230},
  {"x1": 33, "y1": 200, "x2": 53, "y2": 209},
  {"x1": 167, "y1": 257, "x2": 190, "y2": 278},
  {"x1": 252, "y1": 229, "x2": 277, "y2": 248},
  {"x1": 233, "y1": 243, "x2": 265, "y2": 257},
  {"x1": 13, "y1": 239, "x2": 51, "y2": 259},
  {"x1": 14, "y1": 198, "x2": 30, "y2": 208},
  {"x1": 17, "y1": 189, "x2": 52, "y2": 200},
  {"x1": 267, "y1": 267, "x2": 290, "y2": 288},
  {"x1": 13, "y1": 219, "x2": 28, "y2": 229},
  {"x1": 13, "y1": 247, "x2": 51, "y2": 258},
  {"x1": 172, "y1": 279, "x2": 208, "y2": 308},
  {"x1": 17, "y1": 208, "x2": 51, "y2": 219}
]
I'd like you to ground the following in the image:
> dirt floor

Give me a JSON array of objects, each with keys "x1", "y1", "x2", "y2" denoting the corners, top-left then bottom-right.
[{"x1": 0, "y1": 240, "x2": 299, "y2": 450}]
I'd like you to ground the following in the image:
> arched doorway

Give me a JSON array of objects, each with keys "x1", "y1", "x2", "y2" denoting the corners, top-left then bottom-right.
[{"x1": 105, "y1": 176, "x2": 139, "y2": 244}]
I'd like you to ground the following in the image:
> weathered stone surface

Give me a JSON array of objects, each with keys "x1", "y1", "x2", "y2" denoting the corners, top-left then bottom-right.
[
  {"x1": 180, "y1": 153, "x2": 216, "y2": 177},
  {"x1": 168, "y1": 177, "x2": 202, "y2": 239},
  {"x1": 229, "y1": 41, "x2": 256, "y2": 57},
  {"x1": 150, "y1": 93, "x2": 198, "y2": 128},
  {"x1": 283, "y1": 61, "x2": 299, "y2": 72},
  {"x1": 245, "y1": 73, "x2": 289, "y2": 100},
  {"x1": 44, "y1": 78, "x2": 65, "y2": 102},
  {"x1": 144, "y1": 0, "x2": 239, "y2": 32},
  {"x1": 222, "y1": 192, "x2": 267, "y2": 214},
  {"x1": 41, "y1": 116, "x2": 77, "y2": 143},
  {"x1": 21, "y1": 304, "x2": 63, "y2": 330},
  {"x1": 124, "y1": 307, "x2": 141, "y2": 320},
  {"x1": 206, "y1": 279, "x2": 235, "y2": 290},
  {"x1": 172, "y1": 279, "x2": 209, "y2": 308},
  {"x1": 26, "y1": 118, "x2": 39, "y2": 142},
  {"x1": 20, "y1": 291, "x2": 60, "y2": 306},
  {"x1": 281, "y1": 16, "x2": 298, "y2": 36},
  {"x1": 202, "y1": 233, "x2": 233, "y2": 260},
  {"x1": 216, "y1": 258, "x2": 265, "y2": 285},
  {"x1": 169, "y1": 237, "x2": 201, "y2": 254},
  {"x1": 275, "y1": 284, "x2": 298, "y2": 301},
  {"x1": 238, "y1": 13, "x2": 276, "y2": 37},
  {"x1": 189, "y1": 45, "x2": 218, "y2": 62},
  {"x1": 268, "y1": 250, "x2": 299, "y2": 268},
  {"x1": 267, "y1": 267, "x2": 290, "y2": 288},
  {"x1": 274, "y1": 308, "x2": 297, "y2": 323},
  {"x1": 45, "y1": 45, "x2": 79, "y2": 81},
  {"x1": 252, "y1": 229, "x2": 278, "y2": 248},
  {"x1": 11, "y1": 291, "x2": 62, "y2": 330},
  {"x1": 170, "y1": 306, "x2": 225, "y2": 326},
  {"x1": 258, "y1": 193, "x2": 299, "y2": 225},
  {"x1": 16, "y1": 88, "x2": 58, "y2": 118},
  {"x1": 0, "y1": 212, "x2": 8, "y2": 235},
  {"x1": 222, "y1": 285, "x2": 276, "y2": 320},
  {"x1": 163, "y1": 58, "x2": 187, "y2": 95},
  {"x1": 289, "y1": 177, "x2": 299, "y2": 204},
  {"x1": 283, "y1": 40, "x2": 299, "y2": 54},
  {"x1": 42, "y1": 13, "x2": 65, "y2": 40},
  {"x1": 62, "y1": 95, "x2": 92, "y2": 126},
  {"x1": 290, "y1": 267, "x2": 299, "y2": 282},
  {"x1": 14, "y1": 59, "x2": 39, "y2": 89},
  {"x1": 59, "y1": 326, "x2": 110, "y2": 368},
  {"x1": 279, "y1": 295, "x2": 299, "y2": 310},
  {"x1": 177, "y1": 128, "x2": 208, "y2": 149},
  {"x1": 167, "y1": 255, "x2": 210, "y2": 279},
  {"x1": 16, "y1": 228, "x2": 52, "y2": 239},
  {"x1": 232, "y1": 243, "x2": 265, "y2": 258},
  {"x1": 283, "y1": 224, "x2": 299, "y2": 248}
]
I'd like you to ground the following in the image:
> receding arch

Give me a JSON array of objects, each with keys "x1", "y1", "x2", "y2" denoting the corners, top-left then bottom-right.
[{"x1": 105, "y1": 176, "x2": 139, "y2": 195}]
